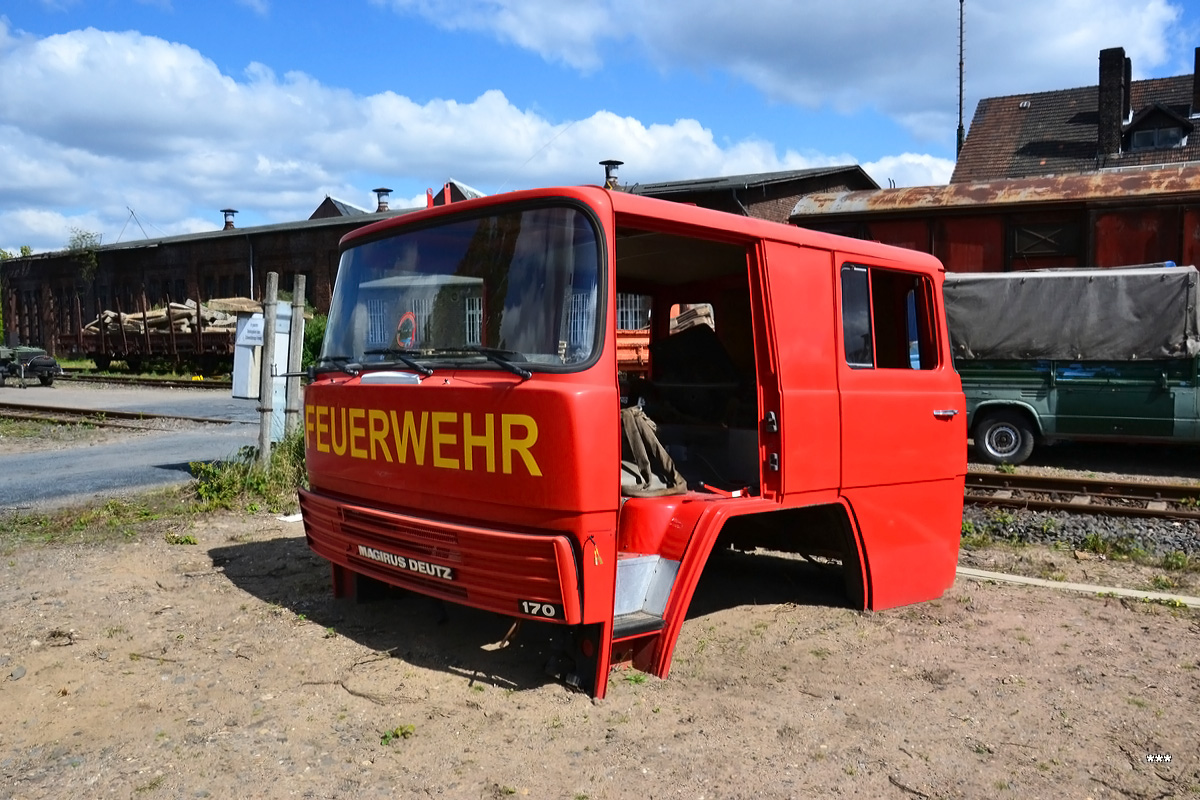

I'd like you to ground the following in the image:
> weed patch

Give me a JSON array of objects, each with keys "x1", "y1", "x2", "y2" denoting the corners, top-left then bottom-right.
[
  {"x1": 0, "y1": 491, "x2": 188, "y2": 551},
  {"x1": 380, "y1": 724, "x2": 415, "y2": 745},
  {"x1": 190, "y1": 428, "x2": 306, "y2": 514}
]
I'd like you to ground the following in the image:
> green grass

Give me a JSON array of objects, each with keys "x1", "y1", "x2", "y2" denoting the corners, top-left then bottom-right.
[
  {"x1": 380, "y1": 724, "x2": 415, "y2": 745},
  {"x1": 190, "y1": 428, "x2": 306, "y2": 514},
  {"x1": 1079, "y1": 532, "x2": 1146, "y2": 560},
  {"x1": 0, "y1": 492, "x2": 189, "y2": 551}
]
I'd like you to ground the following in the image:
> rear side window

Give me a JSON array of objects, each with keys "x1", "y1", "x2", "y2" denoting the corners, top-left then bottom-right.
[{"x1": 840, "y1": 264, "x2": 939, "y2": 370}]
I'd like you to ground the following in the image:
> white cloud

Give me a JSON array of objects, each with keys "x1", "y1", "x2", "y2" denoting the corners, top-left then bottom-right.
[
  {"x1": 373, "y1": 0, "x2": 615, "y2": 71},
  {"x1": 237, "y1": 0, "x2": 270, "y2": 15},
  {"x1": 0, "y1": 21, "x2": 884, "y2": 253},
  {"x1": 6, "y1": 2, "x2": 1186, "y2": 254},
  {"x1": 862, "y1": 154, "x2": 956, "y2": 189},
  {"x1": 379, "y1": 0, "x2": 1189, "y2": 143}
]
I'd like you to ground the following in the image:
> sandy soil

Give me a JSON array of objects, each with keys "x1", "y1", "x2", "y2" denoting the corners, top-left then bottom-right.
[{"x1": 0, "y1": 512, "x2": 1197, "y2": 800}]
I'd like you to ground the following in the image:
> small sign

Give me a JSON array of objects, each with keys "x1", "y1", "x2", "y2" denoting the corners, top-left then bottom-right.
[
  {"x1": 396, "y1": 312, "x2": 417, "y2": 349},
  {"x1": 237, "y1": 314, "x2": 265, "y2": 346}
]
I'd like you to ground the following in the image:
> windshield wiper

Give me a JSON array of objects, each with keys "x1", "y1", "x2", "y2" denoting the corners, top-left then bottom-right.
[
  {"x1": 313, "y1": 355, "x2": 361, "y2": 376},
  {"x1": 429, "y1": 347, "x2": 532, "y2": 380},
  {"x1": 362, "y1": 348, "x2": 434, "y2": 376}
]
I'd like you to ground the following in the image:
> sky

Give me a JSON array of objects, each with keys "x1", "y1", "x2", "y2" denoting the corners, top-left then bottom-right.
[{"x1": 2, "y1": 0, "x2": 1199, "y2": 255}]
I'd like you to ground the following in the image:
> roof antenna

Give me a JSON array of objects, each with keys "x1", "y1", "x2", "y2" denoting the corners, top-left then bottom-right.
[{"x1": 957, "y1": 0, "x2": 966, "y2": 156}]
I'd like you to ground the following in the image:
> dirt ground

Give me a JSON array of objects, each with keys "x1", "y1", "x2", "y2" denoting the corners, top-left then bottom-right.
[{"x1": 1, "y1": 513, "x2": 1198, "y2": 799}]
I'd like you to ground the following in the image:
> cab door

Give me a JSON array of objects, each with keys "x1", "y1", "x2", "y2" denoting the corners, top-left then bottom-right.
[{"x1": 835, "y1": 257, "x2": 966, "y2": 609}]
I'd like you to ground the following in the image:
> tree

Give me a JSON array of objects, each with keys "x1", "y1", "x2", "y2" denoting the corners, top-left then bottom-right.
[
  {"x1": 67, "y1": 228, "x2": 101, "y2": 282},
  {"x1": 0, "y1": 246, "x2": 32, "y2": 338}
]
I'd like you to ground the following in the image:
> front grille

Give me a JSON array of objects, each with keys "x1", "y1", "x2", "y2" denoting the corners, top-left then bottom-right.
[{"x1": 299, "y1": 489, "x2": 581, "y2": 622}]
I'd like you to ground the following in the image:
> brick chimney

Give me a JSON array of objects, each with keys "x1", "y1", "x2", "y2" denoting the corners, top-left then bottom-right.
[
  {"x1": 373, "y1": 187, "x2": 392, "y2": 213},
  {"x1": 1098, "y1": 47, "x2": 1127, "y2": 157},
  {"x1": 220, "y1": 208, "x2": 237, "y2": 230},
  {"x1": 1193, "y1": 47, "x2": 1200, "y2": 115},
  {"x1": 1123, "y1": 54, "x2": 1132, "y2": 120}
]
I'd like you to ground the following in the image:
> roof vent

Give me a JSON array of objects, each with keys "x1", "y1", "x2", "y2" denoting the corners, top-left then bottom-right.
[
  {"x1": 1019, "y1": 100, "x2": 1032, "y2": 110},
  {"x1": 600, "y1": 159, "x2": 623, "y2": 189},
  {"x1": 221, "y1": 208, "x2": 238, "y2": 230},
  {"x1": 373, "y1": 187, "x2": 392, "y2": 213}
]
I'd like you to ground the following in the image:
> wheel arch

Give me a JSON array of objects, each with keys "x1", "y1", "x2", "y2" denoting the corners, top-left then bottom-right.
[
  {"x1": 649, "y1": 499, "x2": 867, "y2": 680},
  {"x1": 970, "y1": 400, "x2": 1044, "y2": 440}
]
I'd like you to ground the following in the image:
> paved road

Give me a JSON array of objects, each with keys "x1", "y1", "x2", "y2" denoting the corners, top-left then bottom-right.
[{"x1": 0, "y1": 384, "x2": 270, "y2": 511}]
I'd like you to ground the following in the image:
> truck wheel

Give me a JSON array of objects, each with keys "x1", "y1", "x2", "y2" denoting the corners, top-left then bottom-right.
[
  {"x1": 973, "y1": 411, "x2": 1035, "y2": 465},
  {"x1": 39, "y1": 374, "x2": 54, "y2": 387}
]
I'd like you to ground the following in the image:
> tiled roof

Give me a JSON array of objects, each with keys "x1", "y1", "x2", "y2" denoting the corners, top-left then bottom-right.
[
  {"x1": 630, "y1": 166, "x2": 878, "y2": 195},
  {"x1": 951, "y1": 74, "x2": 1200, "y2": 183},
  {"x1": 326, "y1": 197, "x2": 370, "y2": 216}
]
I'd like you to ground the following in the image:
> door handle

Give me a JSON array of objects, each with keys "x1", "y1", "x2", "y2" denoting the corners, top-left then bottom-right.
[{"x1": 933, "y1": 409, "x2": 959, "y2": 419}]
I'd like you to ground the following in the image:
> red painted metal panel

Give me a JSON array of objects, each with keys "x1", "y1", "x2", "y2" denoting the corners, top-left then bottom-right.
[
  {"x1": 865, "y1": 220, "x2": 930, "y2": 253},
  {"x1": 842, "y1": 478, "x2": 963, "y2": 609},
  {"x1": 833, "y1": 252, "x2": 966, "y2": 609},
  {"x1": 304, "y1": 373, "x2": 619, "y2": 517},
  {"x1": 758, "y1": 241, "x2": 840, "y2": 496},
  {"x1": 933, "y1": 217, "x2": 1004, "y2": 273},
  {"x1": 1185, "y1": 209, "x2": 1200, "y2": 267},
  {"x1": 1094, "y1": 209, "x2": 1181, "y2": 266}
]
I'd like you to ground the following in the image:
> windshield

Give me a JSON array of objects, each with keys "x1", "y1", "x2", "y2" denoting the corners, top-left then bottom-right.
[{"x1": 321, "y1": 205, "x2": 601, "y2": 371}]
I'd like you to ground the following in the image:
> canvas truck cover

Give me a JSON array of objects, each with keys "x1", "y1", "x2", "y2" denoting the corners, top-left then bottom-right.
[{"x1": 943, "y1": 265, "x2": 1200, "y2": 361}]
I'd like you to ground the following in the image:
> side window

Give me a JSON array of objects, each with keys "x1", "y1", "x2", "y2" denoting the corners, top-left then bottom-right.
[
  {"x1": 841, "y1": 266, "x2": 873, "y2": 367},
  {"x1": 841, "y1": 264, "x2": 939, "y2": 371}
]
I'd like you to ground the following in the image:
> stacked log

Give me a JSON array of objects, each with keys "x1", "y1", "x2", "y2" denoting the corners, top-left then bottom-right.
[
  {"x1": 669, "y1": 303, "x2": 715, "y2": 333},
  {"x1": 81, "y1": 299, "x2": 248, "y2": 335}
]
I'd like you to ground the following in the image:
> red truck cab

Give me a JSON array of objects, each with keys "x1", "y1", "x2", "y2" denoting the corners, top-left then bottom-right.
[{"x1": 300, "y1": 185, "x2": 965, "y2": 697}]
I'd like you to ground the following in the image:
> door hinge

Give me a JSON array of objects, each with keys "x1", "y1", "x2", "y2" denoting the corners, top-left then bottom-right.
[
  {"x1": 763, "y1": 411, "x2": 779, "y2": 433},
  {"x1": 768, "y1": 452, "x2": 780, "y2": 471}
]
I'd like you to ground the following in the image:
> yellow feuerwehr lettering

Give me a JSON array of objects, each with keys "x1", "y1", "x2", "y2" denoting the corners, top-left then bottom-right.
[
  {"x1": 502, "y1": 414, "x2": 541, "y2": 476},
  {"x1": 431, "y1": 411, "x2": 460, "y2": 469},
  {"x1": 304, "y1": 404, "x2": 315, "y2": 449},
  {"x1": 330, "y1": 406, "x2": 348, "y2": 456},
  {"x1": 368, "y1": 409, "x2": 393, "y2": 462},
  {"x1": 316, "y1": 405, "x2": 330, "y2": 453},
  {"x1": 389, "y1": 410, "x2": 428, "y2": 465},
  {"x1": 462, "y1": 412, "x2": 495, "y2": 473},
  {"x1": 316, "y1": 404, "x2": 540, "y2": 478},
  {"x1": 348, "y1": 408, "x2": 367, "y2": 459}
]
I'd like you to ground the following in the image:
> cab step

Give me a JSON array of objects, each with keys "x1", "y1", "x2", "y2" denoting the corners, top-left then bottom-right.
[{"x1": 613, "y1": 610, "x2": 665, "y2": 639}]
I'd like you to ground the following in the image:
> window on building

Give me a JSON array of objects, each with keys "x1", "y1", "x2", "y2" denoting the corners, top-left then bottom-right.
[
  {"x1": 1131, "y1": 126, "x2": 1183, "y2": 150},
  {"x1": 1012, "y1": 223, "x2": 1080, "y2": 258},
  {"x1": 840, "y1": 264, "x2": 938, "y2": 370},
  {"x1": 565, "y1": 291, "x2": 596, "y2": 355},
  {"x1": 366, "y1": 298, "x2": 388, "y2": 346},
  {"x1": 616, "y1": 293, "x2": 651, "y2": 330},
  {"x1": 411, "y1": 296, "x2": 434, "y2": 343},
  {"x1": 465, "y1": 296, "x2": 482, "y2": 346}
]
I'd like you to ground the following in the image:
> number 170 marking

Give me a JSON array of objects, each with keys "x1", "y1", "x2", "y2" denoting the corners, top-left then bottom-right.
[{"x1": 519, "y1": 600, "x2": 562, "y2": 618}]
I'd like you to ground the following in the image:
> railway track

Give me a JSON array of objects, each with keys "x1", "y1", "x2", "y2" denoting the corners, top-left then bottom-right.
[
  {"x1": 58, "y1": 372, "x2": 233, "y2": 391},
  {"x1": 0, "y1": 401, "x2": 236, "y2": 429},
  {"x1": 966, "y1": 471, "x2": 1200, "y2": 521}
]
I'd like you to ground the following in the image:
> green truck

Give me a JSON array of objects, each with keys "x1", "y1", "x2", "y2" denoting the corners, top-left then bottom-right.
[
  {"x1": 943, "y1": 264, "x2": 1200, "y2": 465},
  {"x1": 0, "y1": 344, "x2": 61, "y2": 388}
]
